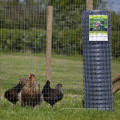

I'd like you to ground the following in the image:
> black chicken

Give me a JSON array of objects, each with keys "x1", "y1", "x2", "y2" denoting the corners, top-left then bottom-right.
[
  {"x1": 21, "y1": 74, "x2": 42, "y2": 107},
  {"x1": 4, "y1": 78, "x2": 28, "y2": 104},
  {"x1": 42, "y1": 80, "x2": 63, "y2": 106}
]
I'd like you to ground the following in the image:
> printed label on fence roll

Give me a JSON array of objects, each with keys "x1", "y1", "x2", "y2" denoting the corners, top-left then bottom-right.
[{"x1": 89, "y1": 15, "x2": 108, "y2": 41}]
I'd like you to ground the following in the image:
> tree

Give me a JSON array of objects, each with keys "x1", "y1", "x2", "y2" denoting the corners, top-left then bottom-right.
[{"x1": 25, "y1": 0, "x2": 34, "y2": 6}]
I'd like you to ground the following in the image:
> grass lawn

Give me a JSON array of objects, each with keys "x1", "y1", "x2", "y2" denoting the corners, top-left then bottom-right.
[{"x1": 0, "y1": 53, "x2": 120, "y2": 120}]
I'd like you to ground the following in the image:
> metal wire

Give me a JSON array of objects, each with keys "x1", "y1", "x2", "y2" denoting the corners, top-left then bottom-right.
[{"x1": 0, "y1": 0, "x2": 119, "y2": 112}]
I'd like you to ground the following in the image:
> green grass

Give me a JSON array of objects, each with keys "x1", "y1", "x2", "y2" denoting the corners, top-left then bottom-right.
[{"x1": 0, "y1": 53, "x2": 120, "y2": 120}]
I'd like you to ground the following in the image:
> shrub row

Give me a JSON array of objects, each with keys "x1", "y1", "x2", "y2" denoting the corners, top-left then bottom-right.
[{"x1": 0, "y1": 28, "x2": 120, "y2": 57}]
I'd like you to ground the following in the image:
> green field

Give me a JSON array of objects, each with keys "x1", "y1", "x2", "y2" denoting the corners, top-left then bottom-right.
[{"x1": 0, "y1": 53, "x2": 120, "y2": 120}]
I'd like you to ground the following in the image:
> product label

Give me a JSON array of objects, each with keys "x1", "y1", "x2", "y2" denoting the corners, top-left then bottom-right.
[{"x1": 89, "y1": 15, "x2": 108, "y2": 41}]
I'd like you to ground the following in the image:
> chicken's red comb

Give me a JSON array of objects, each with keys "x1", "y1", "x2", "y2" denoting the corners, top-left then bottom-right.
[
  {"x1": 29, "y1": 74, "x2": 32, "y2": 78},
  {"x1": 29, "y1": 74, "x2": 35, "y2": 78}
]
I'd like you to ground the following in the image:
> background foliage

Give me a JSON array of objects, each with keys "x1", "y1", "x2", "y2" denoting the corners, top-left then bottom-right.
[{"x1": 0, "y1": 0, "x2": 120, "y2": 57}]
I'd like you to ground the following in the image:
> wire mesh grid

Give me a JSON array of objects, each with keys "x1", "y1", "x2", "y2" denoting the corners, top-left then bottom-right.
[
  {"x1": 0, "y1": 0, "x2": 120, "y2": 119},
  {"x1": 0, "y1": 0, "x2": 85, "y2": 110},
  {"x1": 82, "y1": 10, "x2": 113, "y2": 110}
]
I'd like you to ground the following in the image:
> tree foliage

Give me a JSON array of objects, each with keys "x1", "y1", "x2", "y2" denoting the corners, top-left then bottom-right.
[{"x1": 0, "y1": 0, "x2": 120, "y2": 57}]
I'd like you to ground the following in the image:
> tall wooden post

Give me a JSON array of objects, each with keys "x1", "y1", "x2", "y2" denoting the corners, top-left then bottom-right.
[
  {"x1": 86, "y1": 0, "x2": 93, "y2": 10},
  {"x1": 46, "y1": 6, "x2": 53, "y2": 81}
]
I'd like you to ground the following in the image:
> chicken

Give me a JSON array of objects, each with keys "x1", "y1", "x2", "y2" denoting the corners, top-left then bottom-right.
[
  {"x1": 42, "y1": 80, "x2": 63, "y2": 106},
  {"x1": 21, "y1": 74, "x2": 42, "y2": 107},
  {"x1": 4, "y1": 78, "x2": 28, "y2": 104},
  {"x1": 19, "y1": 78, "x2": 29, "y2": 87}
]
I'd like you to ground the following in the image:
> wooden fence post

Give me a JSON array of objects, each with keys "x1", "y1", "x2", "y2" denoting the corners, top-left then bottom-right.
[
  {"x1": 46, "y1": 6, "x2": 53, "y2": 81},
  {"x1": 86, "y1": 0, "x2": 93, "y2": 10}
]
